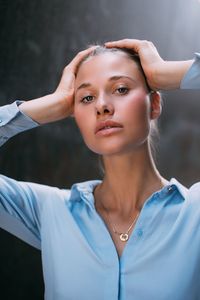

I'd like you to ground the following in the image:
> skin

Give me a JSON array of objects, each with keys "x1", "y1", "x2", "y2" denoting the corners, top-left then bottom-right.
[
  {"x1": 19, "y1": 41, "x2": 193, "y2": 216},
  {"x1": 74, "y1": 52, "x2": 152, "y2": 155},
  {"x1": 19, "y1": 46, "x2": 97, "y2": 124},
  {"x1": 105, "y1": 39, "x2": 193, "y2": 90},
  {"x1": 19, "y1": 40, "x2": 194, "y2": 256},
  {"x1": 74, "y1": 52, "x2": 168, "y2": 215},
  {"x1": 73, "y1": 51, "x2": 169, "y2": 256},
  {"x1": 20, "y1": 40, "x2": 193, "y2": 124}
]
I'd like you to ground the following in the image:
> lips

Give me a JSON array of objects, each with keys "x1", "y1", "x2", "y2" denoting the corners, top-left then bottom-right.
[{"x1": 95, "y1": 120, "x2": 123, "y2": 134}]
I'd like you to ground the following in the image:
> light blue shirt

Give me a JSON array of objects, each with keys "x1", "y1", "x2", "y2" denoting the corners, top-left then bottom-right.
[{"x1": 0, "y1": 54, "x2": 200, "y2": 300}]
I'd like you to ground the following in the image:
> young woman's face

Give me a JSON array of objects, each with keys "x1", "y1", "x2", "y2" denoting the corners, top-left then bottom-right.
[{"x1": 74, "y1": 52, "x2": 153, "y2": 156}]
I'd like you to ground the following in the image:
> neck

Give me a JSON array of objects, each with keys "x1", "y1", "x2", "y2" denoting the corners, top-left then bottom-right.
[{"x1": 94, "y1": 143, "x2": 169, "y2": 215}]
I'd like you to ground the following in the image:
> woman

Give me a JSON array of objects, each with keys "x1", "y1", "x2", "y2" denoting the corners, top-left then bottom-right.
[{"x1": 0, "y1": 39, "x2": 200, "y2": 300}]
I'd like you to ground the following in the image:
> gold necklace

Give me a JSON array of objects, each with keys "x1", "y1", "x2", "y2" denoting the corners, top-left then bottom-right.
[{"x1": 102, "y1": 205, "x2": 140, "y2": 242}]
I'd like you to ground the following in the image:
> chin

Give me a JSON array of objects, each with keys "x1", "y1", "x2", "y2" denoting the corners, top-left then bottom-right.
[
  {"x1": 87, "y1": 141, "x2": 145, "y2": 156},
  {"x1": 84, "y1": 142, "x2": 120, "y2": 155},
  {"x1": 83, "y1": 131, "x2": 150, "y2": 155}
]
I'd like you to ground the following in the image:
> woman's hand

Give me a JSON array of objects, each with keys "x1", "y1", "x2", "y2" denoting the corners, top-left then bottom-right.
[
  {"x1": 54, "y1": 46, "x2": 96, "y2": 116},
  {"x1": 20, "y1": 46, "x2": 96, "y2": 124},
  {"x1": 105, "y1": 39, "x2": 193, "y2": 90}
]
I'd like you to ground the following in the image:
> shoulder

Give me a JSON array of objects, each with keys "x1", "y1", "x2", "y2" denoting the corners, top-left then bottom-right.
[
  {"x1": 182, "y1": 182, "x2": 200, "y2": 228},
  {"x1": 171, "y1": 179, "x2": 200, "y2": 228},
  {"x1": 181, "y1": 181, "x2": 200, "y2": 219},
  {"x1": 0, "y1": 173, "x2": 71, "y2": 204},
  {"x1": 170, "y1": 178, "x2": 200, "y2": 214},
  {"x1": 187, "y1": 181, "x2": 200, "y2": 203},
  {"x1": 171, "y1": 177, "x2": 200, "y2": 202}
]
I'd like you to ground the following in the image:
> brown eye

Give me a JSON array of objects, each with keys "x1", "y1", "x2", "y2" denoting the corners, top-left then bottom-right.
[
  {"x1": 81, "y1": 95, "x2": 94, "y2": 103},
  {"x1": 116, "y1": 87, "x2": 129, "y2": 94}
]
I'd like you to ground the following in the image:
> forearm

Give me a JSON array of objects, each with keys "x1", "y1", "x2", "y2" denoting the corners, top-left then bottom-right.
[
  {"x1": 154, "y1": 60, "x2": 194, "y2": 90},
  {"x1": 0, "y1": 101, "x2": 39, "y2": 146},
  {"x1": 19, "y1": 92, "x2": 71, "y2": 125}
]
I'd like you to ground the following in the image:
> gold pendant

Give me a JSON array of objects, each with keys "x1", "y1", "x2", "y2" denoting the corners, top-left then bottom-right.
[{"x1": 120, "y1": 233, "x2": 129, "y2": 242}]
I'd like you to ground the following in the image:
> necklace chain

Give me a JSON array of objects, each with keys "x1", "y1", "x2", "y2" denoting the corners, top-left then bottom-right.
[{"x1": 102, "y1": 203, "x2": 140, "y2": 242}]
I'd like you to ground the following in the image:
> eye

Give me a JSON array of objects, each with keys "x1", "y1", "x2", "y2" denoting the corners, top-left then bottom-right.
[
  {"x1": 116, "y1": 87, "x2": 129, "y2": 95},
  {"x1": 81, "y1": 95, "x2": 94, "y2": 103}
]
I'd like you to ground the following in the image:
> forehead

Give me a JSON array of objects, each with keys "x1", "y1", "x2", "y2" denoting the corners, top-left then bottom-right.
[{"x1": 75, "y1": 52, "x2": 143, "y2": 87}]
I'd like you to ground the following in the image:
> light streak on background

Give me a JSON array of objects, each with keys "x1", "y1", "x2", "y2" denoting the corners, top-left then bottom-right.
[{"x1": 118, "y1": 0, "x2": 200, "y2": 60}]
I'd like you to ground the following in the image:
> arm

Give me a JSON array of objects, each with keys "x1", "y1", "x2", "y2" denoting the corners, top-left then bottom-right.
[
  {"x1": 0, "y1": 102, "x2": 70, "y2": 249},
  {"x1": 19, "y1": 46, "x2": 96, "y2": 124},
  {"x1": 105, "y1": 39, "x2": 198, "y2": 91},
  {"x1": 180, "y1": 53, "x2": 200, "y2": 89},
  {"x1": 0, "y1": 47, "x2": 95, "y2": 246},
  {"x1": 0, "y1": 174, "x2": 68, "y2": 249},
  {"x1": 0, "y1": 47, "x2": 96, "y2": 146},
  {"x1": 0, "y1": 100, "x2": 39, "y2": 146},
  {"x1": 0, "y1": 102, "x2": 62, "y2": 249}
]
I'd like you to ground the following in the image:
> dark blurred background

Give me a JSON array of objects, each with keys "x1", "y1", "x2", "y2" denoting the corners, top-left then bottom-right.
[{"x1": 0, "y1": 0, "x2": 200, "y2": 298}]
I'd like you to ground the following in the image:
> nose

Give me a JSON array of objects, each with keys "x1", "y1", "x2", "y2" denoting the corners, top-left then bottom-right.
[{"x1": 95, "y1": 95, "x2": 114, "y2": 117}]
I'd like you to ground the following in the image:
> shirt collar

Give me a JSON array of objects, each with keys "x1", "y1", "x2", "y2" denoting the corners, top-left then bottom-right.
[
  {"x1": 68, "y1": 177, "x2": 188, "y2": 207},
  {"x1": 69, "y1": 180, "x2": 101, "y2": 207},
  {"x1": 168, "y1": 177, "x2": 188, "y2": 199}
]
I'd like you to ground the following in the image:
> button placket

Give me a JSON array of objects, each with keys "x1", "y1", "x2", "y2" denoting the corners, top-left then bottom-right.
[{"x1": 120, "y1": 193, "x2": 161, "y2": 269}]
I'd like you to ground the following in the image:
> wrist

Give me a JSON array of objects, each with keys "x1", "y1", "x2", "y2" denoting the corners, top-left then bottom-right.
[
  {"x1": 154, "y1": 60, "x2": 194, "y2": 90},
  {"x1": 19, "y1": 92, "x2": 72, "y2": 125},
  {"x1": 51, "y1": 91, "x2": 74, "y2": 118}
]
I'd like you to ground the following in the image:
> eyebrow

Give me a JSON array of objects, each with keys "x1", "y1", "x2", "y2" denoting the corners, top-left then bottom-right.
[{"x1": 76, "y1": 75, "x2": 137, "y2": 91}]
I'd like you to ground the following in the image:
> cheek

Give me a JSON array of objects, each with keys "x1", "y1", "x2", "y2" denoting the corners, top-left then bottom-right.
[
  {"x1": 74, "y1": 106, "x2": 93, "y2": 139},
  {"x1": 119, "y1": 91, "x2": 151, "y2": 146},
  {"x1": 120, "y1": 91, "x2": 150, "y2": 125},
  {"x1": 73, "y1": 91, "x2": 151, "y2": 154}
]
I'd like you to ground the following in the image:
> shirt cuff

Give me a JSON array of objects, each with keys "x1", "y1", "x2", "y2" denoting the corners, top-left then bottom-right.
[
  {"x1": 180, "y1": 53, "x2": 200, "y2": 89},
  {"x1": 0, "y1": 100, "x2": 39, "y2": 146}
]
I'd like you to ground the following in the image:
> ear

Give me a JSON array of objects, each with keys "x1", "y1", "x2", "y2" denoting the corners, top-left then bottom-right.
[{"x1": 149, "y1": 91, "x2": 162, "y2": 120}]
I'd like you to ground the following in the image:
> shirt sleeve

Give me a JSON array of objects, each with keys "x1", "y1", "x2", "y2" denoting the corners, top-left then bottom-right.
[
  {"x1": 0, "y1": 101, "x2": 69, "y2": 250},
  {"x1": 0, "y1": 100, "x2": 39, "y2": 146},
  {"x1": 180, "y1": 53, "x2": 200, "y2": 89},
  {"x1": 0, "y1": 174, "x2": 69, "y2": 250},
  {"x1": 0, "y1": 175, "x2": 42, "y2": 249}
]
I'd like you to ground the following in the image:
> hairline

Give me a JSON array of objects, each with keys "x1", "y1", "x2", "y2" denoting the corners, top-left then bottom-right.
[{"x1": 76, "y1": 46, "x2": 151, "y2": 92}]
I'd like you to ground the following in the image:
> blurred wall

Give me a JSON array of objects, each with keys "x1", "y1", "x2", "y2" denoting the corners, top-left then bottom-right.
[{"x1": 1, "y1": 0, "x2": 200, "y2": 298}]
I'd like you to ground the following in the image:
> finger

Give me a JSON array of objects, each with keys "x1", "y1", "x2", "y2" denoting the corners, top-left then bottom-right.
[
  {"x1": 105, "y1": 39, "x2": 141, "y2": 52},
  {"x1": 57, "y1": 71, "x2": 75, "y2": 93},
  {"x1": 57, "y1": 46, "x2": 97, "y2": 92},
  {"x1": 68, "y1": 46, "x2": 97, "y2": 74}
]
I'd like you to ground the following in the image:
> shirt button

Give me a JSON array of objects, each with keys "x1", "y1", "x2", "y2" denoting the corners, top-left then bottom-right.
[
  {"x1": 137, "y1": 229, "x2": 143, "y2": 237},
  {"x1": 168, "y1": 186, "x2": 173, "y2": 192}
]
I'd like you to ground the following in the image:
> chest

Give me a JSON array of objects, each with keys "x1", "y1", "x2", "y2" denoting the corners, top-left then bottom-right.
[
  {"x1": 95, "y1": 208, "x2": 137, "y2": 258},
  {"x1": 41, "y1": 198, "x2": 200, "y2": 300},
  {"x1": 41, "y1": 212, "x2": 200, "y2": 300}
]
